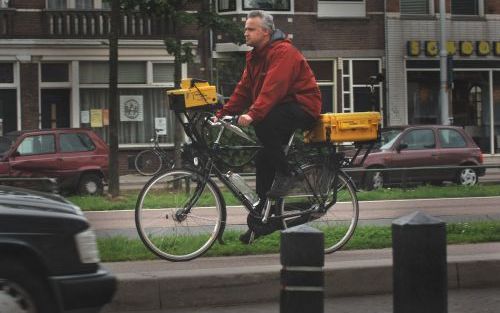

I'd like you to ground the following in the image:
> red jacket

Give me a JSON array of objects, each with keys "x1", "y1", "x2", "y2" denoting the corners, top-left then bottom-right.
[{"x1": 218, "y1": 31, "x2": 322, "y2": 122}]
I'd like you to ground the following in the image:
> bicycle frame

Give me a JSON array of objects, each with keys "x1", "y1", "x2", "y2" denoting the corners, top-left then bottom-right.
[{"x1": 171, "y1": 110, "x2": 344, "y2": 225}]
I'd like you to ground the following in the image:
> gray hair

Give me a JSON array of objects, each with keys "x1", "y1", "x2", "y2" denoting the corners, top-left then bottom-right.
[{"x1": 247, "y1": 10, "x2": 275, "y2": 32}]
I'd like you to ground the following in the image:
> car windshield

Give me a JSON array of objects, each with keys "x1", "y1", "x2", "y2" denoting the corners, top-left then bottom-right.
[{"x1": 380, "y1": 129, "x2": 403, "y2": 150}]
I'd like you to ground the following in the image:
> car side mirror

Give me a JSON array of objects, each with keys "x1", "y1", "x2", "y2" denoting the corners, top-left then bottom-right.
[
  {"x1": 11, "y1": 151, "x2": 20, "y2": 158},
  {"x1": 396, "y1": 143, "x2": 408, "y2": 152}
]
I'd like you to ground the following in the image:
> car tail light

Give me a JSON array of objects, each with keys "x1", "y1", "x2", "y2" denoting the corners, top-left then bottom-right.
[
  {"x1": 479, "y1": 152, "x2": 484, "y2": 164},
  {"x1": 75, "y1": 228, "x2": 101, "y2": 264}
]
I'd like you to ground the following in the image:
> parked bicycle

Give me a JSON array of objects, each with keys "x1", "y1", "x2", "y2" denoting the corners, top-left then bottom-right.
[{"x1": 134, "y1": 129, "x2": 172, "y2": 176}]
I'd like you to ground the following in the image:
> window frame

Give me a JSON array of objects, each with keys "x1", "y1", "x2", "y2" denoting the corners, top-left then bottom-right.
[
  {"x1": 308, "y1": 59, "x2": 336, "y2": 113},
  {"x1": 341, "y1": 58, "x2": 383, "y2": 115},
  {"x1": 46, "y1": 0, "x2": 107, "y2": 10},
  {"x1": 400, "y1": 0, "x2": 434, "y2": 16},
  {"x1": 451, "y1": 0, "x2": 484, "y2": 17},
  {"x1": 317, "y1": 0, "x2": 366, "y2": 18},
  {"x1": 217, "y1": 0, "x2": 294, "y2": 14}
]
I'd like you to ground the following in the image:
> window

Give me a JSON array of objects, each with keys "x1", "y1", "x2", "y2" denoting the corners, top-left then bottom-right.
[
  {"x1": 153, "y1": 63, "x2": 174, "y2": 83},
  {"x1": 407, "y1": 71, "x2": 440, "y2": 125},
  {"x1": 342, "y1": 59, "x2": 382, "y2": 113},
  {"x1": 309, "y1": 60, "x2": 335, "y2": 113},
  {"x1": 400, "y1": 0, "x2": 430, "y2": 15},
  {"x1": 41, "y1": 63, "x2": 69, "y2": 82},
  {"x1": 47, "y1": 0, "x2": 66, "y2": 9},
  {"x1": 439, "y1": 129, "x2": 466, "y2": 148},
  {"x1": 80, "y1": 88, "x2": 174, "y2": 145},
  {"x1": 243, "y1": 0, "x2": 290, "y2": 11},
  {"x1": 0, "y1": 0, "x2": 9, "y2": 8},
  {"x1": 451, "y1": 0, "x2": 480, "y2": 15},
  {"x1": 401, "y1": 129, "x2": 435, "y2": 150},
  {"x1": 75, "y1": 0, "x2": 93, "y2": 9},
  {"x1": 60, "y1": 133, "x2": 95, "y2": 152},
  {"x1": 218, "y1": 0, "x2": 236, "y2": 11},
  {"x1": 318, "y1": 0, "x2": 365, "y2": 18},
  {"x1": 79, "y1": 62, "x2": 146, "y2": 84},
  {"x1": 0, "y1": 63, "x2": 13, "y2": 84},
  {"x1": 18, "y1": 135, "x2": 56, "y2": 155}
]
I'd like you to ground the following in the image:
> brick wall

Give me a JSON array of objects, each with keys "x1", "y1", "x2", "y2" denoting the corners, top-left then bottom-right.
[{"x1": 20, "y1": 63, "x2": 39, "y2": 130}]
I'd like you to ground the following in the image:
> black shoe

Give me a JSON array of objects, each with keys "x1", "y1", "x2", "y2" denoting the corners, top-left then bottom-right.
[
  {"x1": 239, "y1": 229, "x2": 260, "y2": 245},
  {"x1": 267, "y1": 172, "x2": 300, "y2": 199}
]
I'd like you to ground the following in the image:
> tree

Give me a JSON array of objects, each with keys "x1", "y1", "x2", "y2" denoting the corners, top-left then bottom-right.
[
  {"x1": 122, "y1": 0, "x2": 244, "y2": 167},
  {"x1": 108, "y1": 0, "x2": 121, "y2": 197}
]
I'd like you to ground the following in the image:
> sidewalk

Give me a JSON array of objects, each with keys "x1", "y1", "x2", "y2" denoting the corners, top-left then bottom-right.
[{"x1": 101, "y1": 242, "x2": 500, "y2": 312}]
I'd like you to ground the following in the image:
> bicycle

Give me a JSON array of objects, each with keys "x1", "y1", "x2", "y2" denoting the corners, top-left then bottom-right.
[
  {"x1": 134, "y1": 129, "x2": 172, "y2": 176},
  {"x1": 135, "y1": 105, "x2": 377, "y2": 262}
]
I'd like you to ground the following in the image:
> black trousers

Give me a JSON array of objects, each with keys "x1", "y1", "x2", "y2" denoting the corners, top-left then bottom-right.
[{"x1": 253, "y1": 102, "x2": 316, "y2": 206}]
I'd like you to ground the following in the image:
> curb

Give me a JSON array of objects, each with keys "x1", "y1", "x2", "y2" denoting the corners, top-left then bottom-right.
[{"x1": 102, "y1": 254, "x2": 500, "y2": 312}]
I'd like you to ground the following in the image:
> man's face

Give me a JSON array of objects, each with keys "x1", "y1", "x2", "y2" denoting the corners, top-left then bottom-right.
[{"x1": 244, "y1": 17, "x2": 270, "y2": 49}]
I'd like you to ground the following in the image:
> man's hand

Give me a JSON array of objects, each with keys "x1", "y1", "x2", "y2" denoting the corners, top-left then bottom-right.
[{"x1": 238, "y1": 114, "x2": 253, "y2": 127}]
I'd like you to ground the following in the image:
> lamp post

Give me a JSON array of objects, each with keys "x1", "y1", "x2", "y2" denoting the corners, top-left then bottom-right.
[{"x1": 439, "y1": 0, "x2": 450, "y2": 125}]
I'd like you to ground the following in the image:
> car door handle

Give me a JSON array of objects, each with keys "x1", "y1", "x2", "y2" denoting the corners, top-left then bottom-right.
[{"x1": 431, "y1": 154, "x2": 438, "y2": 157}]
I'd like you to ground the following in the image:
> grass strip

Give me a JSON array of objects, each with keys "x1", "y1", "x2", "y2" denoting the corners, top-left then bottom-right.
[
  {"x1": 72, "y1": 184, "x2": 500, "y2": 212},
  {"x1": 98, "y1": 220, "x2": 500, "y2": 262}
]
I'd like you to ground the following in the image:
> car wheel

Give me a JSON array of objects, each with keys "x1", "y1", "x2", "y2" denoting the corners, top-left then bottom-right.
[
  {"x1": 365, "y1": 168, "x2": 384, "y2": 190},
  {"x1": 78, "y1": 173, "x2": 104, "y2": 196},
  {"x1": 0, "y1": 259, "x2": 57, "y2": 313},
  {"x1": 456, "y1": 167, "x2": 478, "y2": 186}
]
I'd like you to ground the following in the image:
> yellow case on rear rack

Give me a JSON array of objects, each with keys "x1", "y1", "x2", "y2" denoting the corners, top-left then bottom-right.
[
  {"x1": 167, "y1": 78, "x2": 218, "y2": 112},
  {"x1": 304, "y1": 112, "x2": 381, "y2": 143}
]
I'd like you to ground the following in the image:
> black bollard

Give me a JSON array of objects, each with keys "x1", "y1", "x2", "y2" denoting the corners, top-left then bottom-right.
[
  {"x1": 280, "y1": 225, "x2": 324, "y2": 313},
  {"x1": 392, "y1": 211, "x2": 447, "y2": 313}
]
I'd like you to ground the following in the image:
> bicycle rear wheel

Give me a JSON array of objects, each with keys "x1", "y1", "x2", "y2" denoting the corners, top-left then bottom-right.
[
  {"x1": 135, "y1": 150, "x2": 163, "y2": 176},
  {"x1": 135, "y1": 168, "x2": 226, "y2": 262},
  {"x1": 279, "y1": 164, "x2": 359, "y2": 254}
]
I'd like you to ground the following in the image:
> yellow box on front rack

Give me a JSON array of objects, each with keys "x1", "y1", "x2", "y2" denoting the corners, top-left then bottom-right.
[
  {"x1": 167, "y1": 78, "x2": 218, "y2": 112},
  {"x1": 304, "y1": 112, "x2": 381, "y2": 143}
]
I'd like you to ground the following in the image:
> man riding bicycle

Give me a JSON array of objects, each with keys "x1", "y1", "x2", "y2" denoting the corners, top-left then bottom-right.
[{"x1": 216, "y1": 10, "x2": 322, "y2": 244}]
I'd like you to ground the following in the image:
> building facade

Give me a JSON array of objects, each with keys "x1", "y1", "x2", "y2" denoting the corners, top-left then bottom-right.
[
  {"x1": 0, "y1": 0, "x2": 387, "y2": 171},
  {"x1": 386, "y1": 0, "x2": 500, "y2": 154}
]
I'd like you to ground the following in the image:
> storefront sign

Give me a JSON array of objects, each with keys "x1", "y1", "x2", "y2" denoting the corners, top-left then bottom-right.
[
  {"x1": 460, "y1": 41, "x2": 474, "y2": 56},
  {"x1": 120, "y1": 95, "x2": 144, "y2": 122},
  {"x1": 407, "y1": 40, "x2": 500, "y2": 57},
  {"x1": 446, "y1": 41, "x2": 457, "y2": 55},
  {"x1": 425, "y1": 41, "x2": 438, "y2": 57},
  {"x1": 477, "y1": 41, "x2": 491, "y2": 56},
  {"x1": 494, "y1": 42, "x2": 500, "y2": 56},
  {"x1": 408, "y1": 41, "x2": 421, "y2": 56}
]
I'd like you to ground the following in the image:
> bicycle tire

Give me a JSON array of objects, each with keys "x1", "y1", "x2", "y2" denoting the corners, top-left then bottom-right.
[
  {"x1": 135, "y1": 149, "x2": 163, "y2": 176},
  {"x1": 135, "y1": 168, "x2": 226, "y2": 262},
  {"x1": 278, "y1": 164, "x2": 359, "y2": 254}
]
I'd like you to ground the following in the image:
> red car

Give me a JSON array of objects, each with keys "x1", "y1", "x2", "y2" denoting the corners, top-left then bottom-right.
[
  {"x1": 0, "y1": 128, "x2": 109, "y2": 195},
  {"x1": 352, "y1": 125, "x2": 485, "y2": 189}
]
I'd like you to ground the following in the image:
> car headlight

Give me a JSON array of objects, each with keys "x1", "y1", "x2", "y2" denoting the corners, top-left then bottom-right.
[{"x1": 75, "y1": 228, "x2": 100, "y2": 264}]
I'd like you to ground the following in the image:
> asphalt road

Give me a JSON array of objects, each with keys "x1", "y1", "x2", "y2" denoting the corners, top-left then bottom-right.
[{"x1": 86, "y1": 196, "x2": 500, "y2": 238}]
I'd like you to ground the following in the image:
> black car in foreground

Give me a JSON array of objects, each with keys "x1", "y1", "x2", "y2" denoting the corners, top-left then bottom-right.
[{"x1": 0, "y1": 186, "x2": 115, "y2": 313}]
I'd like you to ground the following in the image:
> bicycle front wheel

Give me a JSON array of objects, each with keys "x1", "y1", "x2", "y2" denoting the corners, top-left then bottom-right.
[
  {"x1": 135, "y1": 168, "x2": 226, "y2": 262},
  {"x1": 135, "y1": 150, "x2": 163, "y2": 176},
  {"x1": 279, "y1": 164, "x2": 359, "y2": 254}
]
